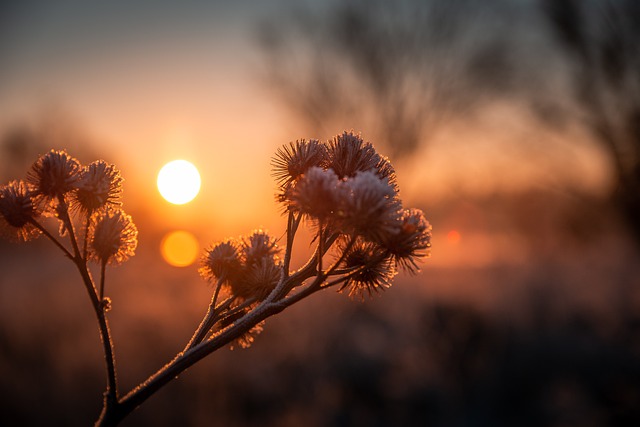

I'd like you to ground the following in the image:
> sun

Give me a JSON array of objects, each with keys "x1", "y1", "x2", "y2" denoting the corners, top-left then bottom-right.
[{"x1": 157, "y1": 160, "x2": 201, "y2": 205}]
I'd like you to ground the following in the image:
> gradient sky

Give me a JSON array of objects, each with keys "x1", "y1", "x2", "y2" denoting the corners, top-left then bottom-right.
[
  {"x1": 0, "y1": 0, "x2": 612, "y2": 242},
  {"x1": 1, "y1": 0, "x2": 316, "y2": 232}
]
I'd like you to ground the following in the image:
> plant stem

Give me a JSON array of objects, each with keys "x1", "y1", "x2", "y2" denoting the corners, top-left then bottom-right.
[
  {"x1": 184, "y1": 293, "x2": 233, "y2": 351},
  {"x1": 282, "y1": 211, "x2": 301, "y2": 276},
  {"x1": 83, "y1": 215, "x2": 90, "y2": 261},
  {"x1": 100, "y1": 261, "x2": 106, "y2": 301},
  {"x1": 72, "y1": 248, "x2": 119, "y2": 415},
  {"x1": 98, "y1": 286, "x2": 312, "y2": 426},
  {"x1": 54, "y1": 197, "x2": 119, "y2": 418},
  {"x1": 57, "y1": 195, "x2": 83, "y2": 261}
]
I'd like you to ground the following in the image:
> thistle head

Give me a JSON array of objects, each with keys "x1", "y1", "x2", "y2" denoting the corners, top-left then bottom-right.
[
  {"x1": 89, "y1": 207, "x2": 138, "y2": 265},
  {"x1": 271, "y1": 139, "x2": 327, "y2": 188},
  {"x1": 382, "y1": 208, "x2": 432, "y2": 273},
  {"x1": 338, "y1": 239, "x2": 397, "y2": 299},
  {"x1": 73, "y1": 160, "x2": 123, "y2": 214},
  {"x1": 339, "y1": 170, "x2": 402, "y2": 243},
  {"x1": 0, "y1": 180, "x2": 42, "y2": 242},
  {"x1": 27, "y1": 149, "x2": 81, "y2": 201},
  {"x1": 233, "y1": 256, "x2": 281, "y2": 301},
  {"x1": 287, "y1": 167, "x2": 343, "y2": 222},
  {"x1": 241, "y1": 230, "x2": 280, "y2": 266},
  {"x1": 199, "y1": 239, "x2": 243, "y2": 282},
  {"x1": 325, "y1": 132, "x2": 397, "y2": 189}
]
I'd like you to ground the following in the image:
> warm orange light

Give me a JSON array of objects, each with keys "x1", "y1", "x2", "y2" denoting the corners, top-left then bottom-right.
[
  {"x1": 447, "y1": 230, "x2": 461, "y2": 245},
  {"x1": 160, "y1": 230, "x2": 199, "y2": 267},
  {"x1": 157, "y1": 160, "x2": 201, "y2": 204}
]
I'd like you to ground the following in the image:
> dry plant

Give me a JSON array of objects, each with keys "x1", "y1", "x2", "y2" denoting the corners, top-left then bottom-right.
[{"x1": 0, "y1": 131, "x2": 431, "y2": 426}]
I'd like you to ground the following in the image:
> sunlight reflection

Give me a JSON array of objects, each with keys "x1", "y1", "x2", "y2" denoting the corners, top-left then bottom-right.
[
  {"x1": 447, "y1": 230, "x2": 461, "y2": 245},
  {"x1": 160, "y1": 230, "x2": 200, "y2": 267}
]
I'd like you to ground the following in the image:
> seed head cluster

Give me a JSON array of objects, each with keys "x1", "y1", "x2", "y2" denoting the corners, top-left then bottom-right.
[
  {"x1": 200, "y1": 230, "x2": 282, "y2": 302},
  {"x1": 271, "y1": 131, "x2": 431, "y2": 297},
  {"x1": 0, "y1": 149, "x2": 137, "y2": 265}
]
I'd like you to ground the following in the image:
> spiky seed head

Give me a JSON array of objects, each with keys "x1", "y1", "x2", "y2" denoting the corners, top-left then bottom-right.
[
  {"x1": 0, "y1": 180, "x2": 42, "y2": 242},
  {"x1": 27, "y1": 149, "x2": 81, "y2": 200},
  {"x1": 89, "y1": 207, "x2": 138, "y2": 265},
  {"x1": 73, "y1": 160, "x2": 123, "y2": 214},
  {"x1": 382, "y1": 208, "x2": 431, "y2": 273}
]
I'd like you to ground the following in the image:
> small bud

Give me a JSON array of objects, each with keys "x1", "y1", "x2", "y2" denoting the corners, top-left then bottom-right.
[{"x1": 101, "y1": 297, "x2": 112, "y2": 312}]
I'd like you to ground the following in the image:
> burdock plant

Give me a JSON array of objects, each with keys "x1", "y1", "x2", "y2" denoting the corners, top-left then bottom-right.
[{"x1": 0, "y1": 132, "x2": 431, "y2": 426}]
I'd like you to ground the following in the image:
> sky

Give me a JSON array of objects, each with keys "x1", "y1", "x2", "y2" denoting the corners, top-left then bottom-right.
[
  {"x1": 0, "y1": 0, "x2": 615, "y2": 267},
  {"x1": 1, "y1": 0, "x2": 308, "y2": 231}
]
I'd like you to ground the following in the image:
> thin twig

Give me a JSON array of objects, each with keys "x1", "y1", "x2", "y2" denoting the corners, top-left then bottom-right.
[
  {"x1": 57, "y1": 195, "x2": 82, "y2": 260},
  {"x1": 83, "y1": 215, "x2": 90, "y2": 261},
  {"x1": 100, "y1": 260, "x2": 107, "y2": 301},
  {"x1": 282, "y1": 211, "x2": 301, "y2": 276},
  {"x1": 54, "y1": 196, "x2": 119, "y2": 415},
  {"x1": 184, "y1": 292, "x2": 234, "y2": 351}
]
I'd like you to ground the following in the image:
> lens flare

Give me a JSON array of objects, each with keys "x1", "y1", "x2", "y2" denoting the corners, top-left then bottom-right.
[
  {"x1": 161, "y1": 230, "x2": 199, "y2": 267},
  {"x1": 447, "y1": 230, "x2": 461, "y2": 245},
  {"x1": 157, "y1": 160, "x2": 201, "y2": 205}
]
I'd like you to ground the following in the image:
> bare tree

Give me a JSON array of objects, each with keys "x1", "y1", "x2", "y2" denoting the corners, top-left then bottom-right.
[
  {"x1": 541, "y1": 0, "x2": 640, "y2": 243},
  {"x1": 257, "y1": 0, "x2": 519, "y2": 157}
]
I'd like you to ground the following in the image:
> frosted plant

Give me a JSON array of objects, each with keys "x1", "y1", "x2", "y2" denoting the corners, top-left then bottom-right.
[{"x1": 0, "y1": 132, "x2": 431, "y2": 426}]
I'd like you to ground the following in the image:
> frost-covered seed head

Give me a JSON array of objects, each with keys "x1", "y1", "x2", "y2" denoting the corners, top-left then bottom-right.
[
  {"x1": 233, "y1": 256, "x2": 281, "y2": 301},
  {"x1": 27, "y1": 150, "x2": 81, "y2": 199},
  {"x1": 0, "y1": 180, "x2": 42, "y2": 241},
  {"x1": 382, "y1": 208, "x2": 431, "y2": 273},
  {"x1": 89, "y1": 208, "x2": 138, "y2": 265},
  {"x1": 241, "y1": 230, "x2": 280, "y2": 266},
  {"x1": 272, "y1": 139, "x2": 327, "y2": 188},
  {"x1": 339, "y1": 171, "x2": 402, "y2": 243},
  {"x1": 288, "y1": 167, "x2": 342, "y2": 221},
  {"x1": 73, "y1": 160, "x2": 123, "y2": 214},
  {"x1": 325, "y1": 132, "x2": 384, "y2": 179},
  {"x1": 200, "y1": 239, "x2": 243, "y2": 282},
  {"x1": 338, "y1": 239, "x2": 397, "y2": 299}
]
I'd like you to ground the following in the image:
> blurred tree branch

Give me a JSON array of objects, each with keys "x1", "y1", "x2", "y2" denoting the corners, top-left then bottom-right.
[
  {"x1": 257, "y1": 0, "x2": 517, "y2": 158},
  {"x1": 540, "y1": 0, "x2": 640, "y2": 244}
]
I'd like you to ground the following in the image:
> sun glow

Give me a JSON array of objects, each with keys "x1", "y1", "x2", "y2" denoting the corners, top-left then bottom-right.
[
  {"x1": 161, "y1": 230, "x2": 199, "y2": 267},
  {"x1": 157, "y1": 160, "x2": 201, "y2": 205}
]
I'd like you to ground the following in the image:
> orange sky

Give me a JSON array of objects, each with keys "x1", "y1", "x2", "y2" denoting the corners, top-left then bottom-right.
[{"x1": 0, "y1": 1, "x2": 615, "y2": 269}]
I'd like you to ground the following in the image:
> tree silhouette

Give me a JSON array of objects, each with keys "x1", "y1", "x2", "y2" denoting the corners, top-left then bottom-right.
[
  {"x1": 259, "y1": 0, "x2": 640, "y2": 246},
  {"x1": 257, "y1": 0, "x2": 518, "y2": 158},
  {"x1": 541, "y1": 0, "x2": 640, "y2": 244}
]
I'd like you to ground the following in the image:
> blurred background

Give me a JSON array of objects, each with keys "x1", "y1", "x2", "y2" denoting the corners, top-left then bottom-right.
[{"x1": 1, "y1": 0, "x2": 640, "y2": 425}]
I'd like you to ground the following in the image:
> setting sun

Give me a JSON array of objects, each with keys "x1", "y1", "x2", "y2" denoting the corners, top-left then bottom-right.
[{"x1": 157, "y1": 160, "x2": 201, "y2": 205}]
